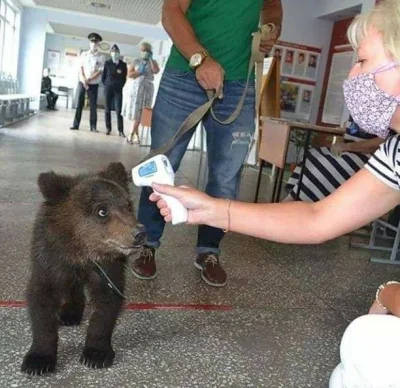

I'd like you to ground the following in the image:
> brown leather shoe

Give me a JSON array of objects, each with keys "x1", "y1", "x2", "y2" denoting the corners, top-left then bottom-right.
[
  {"x1": 194, "y1": 253, "x2": 227, "y2": 287},
  {"x1": 131, "y1": 246, "x2": 157, "y2": 280}
]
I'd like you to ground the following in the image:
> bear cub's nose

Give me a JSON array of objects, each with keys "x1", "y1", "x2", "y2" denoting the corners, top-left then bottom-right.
[{"x1": 131, "y1": 224, "x2": 146, "y2": 246}]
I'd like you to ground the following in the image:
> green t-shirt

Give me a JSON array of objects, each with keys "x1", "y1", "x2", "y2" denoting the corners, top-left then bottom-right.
[{"x1": 166, "y1": 0, "x2": 263, "y2": 81}]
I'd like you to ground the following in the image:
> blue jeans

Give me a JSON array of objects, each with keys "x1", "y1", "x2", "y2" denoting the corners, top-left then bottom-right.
[{"x1": 138, "y1": 68, "x2": 255, "y2": 254}]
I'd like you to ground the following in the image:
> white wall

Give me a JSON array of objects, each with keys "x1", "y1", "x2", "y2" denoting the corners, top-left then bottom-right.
[
  {"x1": 17, "y1": 8, "x2": 47, "y2": 109},
  {"x1": 17, "y1": 6, "x2": 167, "y2": 105},
  {"x1": 43, "y1": 33, "x2": 142, "y2": 89},
  {"x1": 279, "y1": 0, "x2": 334, "y2": 123}
]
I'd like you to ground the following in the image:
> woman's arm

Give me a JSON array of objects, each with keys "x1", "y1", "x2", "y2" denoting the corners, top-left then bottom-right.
[
  {"x1": 149, "y1": 59, "x2": 160, "y2": 75},
  {"x1": 127, "y1": 64, "x2": 142, "y2": 79},
  {"x1": 151, "y1": 168, "x2": 400, "y2": 244},
  {"x1": 344, "y1": 137, "x2": 384, "y2": 154}
]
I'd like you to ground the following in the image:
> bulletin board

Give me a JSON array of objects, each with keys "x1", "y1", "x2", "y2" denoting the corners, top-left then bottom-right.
[{"x1": 270, "y1": 41, "x2": 322, "y2": 122}]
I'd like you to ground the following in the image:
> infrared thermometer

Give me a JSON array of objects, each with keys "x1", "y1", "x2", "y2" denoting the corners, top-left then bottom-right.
[{"x1": 132, "y1": 155, "x2": 188, "y2": 225}]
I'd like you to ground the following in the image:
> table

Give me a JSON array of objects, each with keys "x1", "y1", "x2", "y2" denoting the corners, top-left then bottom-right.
[{"x1": 254, "y1": 117, "x2": 345, "y2": 203}]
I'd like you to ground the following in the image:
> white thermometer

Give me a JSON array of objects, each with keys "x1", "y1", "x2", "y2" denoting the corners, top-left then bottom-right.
[{"x1": 132, "y1": 155, "x2": 188, "y2": 225}]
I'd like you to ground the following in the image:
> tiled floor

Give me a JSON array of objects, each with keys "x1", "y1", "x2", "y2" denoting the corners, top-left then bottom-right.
[{"x1": 1, "y1": 108, "x2": 399, "y2": 387}]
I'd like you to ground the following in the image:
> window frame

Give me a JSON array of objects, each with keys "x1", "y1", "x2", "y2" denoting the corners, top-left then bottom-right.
[{"x1": 0, "y1": 0, "x2": 21, "y2": 77}]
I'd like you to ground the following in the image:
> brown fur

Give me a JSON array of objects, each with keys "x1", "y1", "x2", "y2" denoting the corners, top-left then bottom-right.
[{"x1": 21, "y1": 162, "x2": 145, "y2": 376}]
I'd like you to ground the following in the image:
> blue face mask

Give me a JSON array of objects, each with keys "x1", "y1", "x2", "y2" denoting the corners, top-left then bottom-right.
[
  {"x1": 111, "y1": 52, "x2": 120, "y2": 62},
  {"x1": 141, "y1": 51, "x2": 151, "y2": 60}
]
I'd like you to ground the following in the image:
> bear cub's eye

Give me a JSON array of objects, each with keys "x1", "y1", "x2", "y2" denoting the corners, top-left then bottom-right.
[{"x1": 97, "y1": 207, "x2": 108, "y2": 218}]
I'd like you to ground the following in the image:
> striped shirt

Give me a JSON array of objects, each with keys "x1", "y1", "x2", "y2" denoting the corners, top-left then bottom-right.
[{"x1": 365, "y1": 135, "x2": 400, "y2": 191}]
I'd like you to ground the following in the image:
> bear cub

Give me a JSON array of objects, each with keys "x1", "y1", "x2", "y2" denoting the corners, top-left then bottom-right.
[{"x1": 21, "y1": 162, "x2": 145, "y2": 376}]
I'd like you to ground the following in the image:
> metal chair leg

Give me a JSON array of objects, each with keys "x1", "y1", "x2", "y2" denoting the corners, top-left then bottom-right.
[{"x1": 254, "y1": 160, "x2": 264, "y2": 203}]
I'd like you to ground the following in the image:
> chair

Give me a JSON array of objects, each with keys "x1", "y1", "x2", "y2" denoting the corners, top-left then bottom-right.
[
  {"x1": 350, "y1": 207, "x2": 400, "y2": 265},
  {"x1": 57, "y1": 86, "x2": 69, "y2": 108}
]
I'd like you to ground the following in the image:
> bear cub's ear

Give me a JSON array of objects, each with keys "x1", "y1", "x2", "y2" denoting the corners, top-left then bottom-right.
[
  {"x1": 99, "y1": 162, "x2": 129, "y2": 191},
  {"x1": 37, "y1": 171, "x2": 75, "y2": 202}
]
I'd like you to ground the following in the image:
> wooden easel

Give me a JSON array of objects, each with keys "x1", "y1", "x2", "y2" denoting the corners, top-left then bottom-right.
[
  {"x1": 253, "y1": 57, "x2": 282, "y2": 202},
  {"x1": 259, "y1": 57, "x2": 281, "y2": 114},
  {"x1": 256, "y1": 57, "x2": 281, "y2": 153}
]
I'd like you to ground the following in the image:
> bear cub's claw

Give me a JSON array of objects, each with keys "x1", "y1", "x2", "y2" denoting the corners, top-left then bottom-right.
[
  {"x1": 80, "y1": 346, "x2": 115, "y2": 368},
  {"x1": 59, "y1": 310, "x2": 83, "y2": 326},
  {"x1": 21, "y1": 352, "x2": 56, "y2": 376}
]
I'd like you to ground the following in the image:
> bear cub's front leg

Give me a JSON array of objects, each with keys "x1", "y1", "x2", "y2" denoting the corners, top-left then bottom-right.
[
  {"x1": 21, "y1": 283, "x2": 60, "y2": 376},
  {"x1": 80, "y1": 266, "x2": 124, "y2": 369}
]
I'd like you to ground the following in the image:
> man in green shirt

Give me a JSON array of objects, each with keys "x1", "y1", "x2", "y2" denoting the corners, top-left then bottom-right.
[{"x1": 133, "y1": 0, "x2": 283, "y2": 287}]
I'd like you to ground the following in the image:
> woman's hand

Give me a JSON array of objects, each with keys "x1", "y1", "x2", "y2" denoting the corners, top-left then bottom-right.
[
  {"x1": 369, "y1": 300, "x2": 389, "y2": 315},
  {"x1": 369, "y1": 283, "x2": 400, "y2": 317},
  {"x1": 149, "y1": 184, "x2": 216, "y2": 225},
  {"x1": 331, "y1": 143, "x2": 349, "y2": 157}
]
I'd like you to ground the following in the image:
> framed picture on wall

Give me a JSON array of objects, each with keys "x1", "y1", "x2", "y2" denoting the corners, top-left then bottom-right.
[{"x1": 47, "y1": 49, "x2": 61, "y2": 74}]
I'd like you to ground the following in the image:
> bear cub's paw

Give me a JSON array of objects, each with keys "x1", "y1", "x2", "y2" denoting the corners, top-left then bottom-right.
[
  {"x1": 21, "y1": 352, "x2": 56, "y2": 376},
  {"x1": 80, "y1": 346, "x2": 115, "y2": 368},
  {"x1": 59, "y1": 310, "x2": 83, "y2": 326}
]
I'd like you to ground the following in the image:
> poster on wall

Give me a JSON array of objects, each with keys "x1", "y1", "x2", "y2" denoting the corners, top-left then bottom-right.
[
  {"x1": 273, "y1": 41, "x2": 322, "y2": 82},
  {"x1": 282, "y1": 49, "x2": 294, "y2": 74},
  {"x1": 281, "y1": 82, "x2": 299, "y2": 113},
  {"x1": 280, "y1": 77, "x2": 315, "y2": 120},
  {"x1": 63, "y1": 48, "x2": 80, "y2": 86},
  {"x1": 47, "y1": 50, "x2": 61, "y2": 74},
  {"x1": 322, "y1": 46, "x2": 355, "y2": 125},
  {"x1": 293, "y1": 51, "x2": 306, "y2": 77}
]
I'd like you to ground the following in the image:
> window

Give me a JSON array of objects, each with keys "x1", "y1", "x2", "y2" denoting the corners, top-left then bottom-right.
[{"x1": 0, "y1": 0, "x2": 20, "y2": 77}]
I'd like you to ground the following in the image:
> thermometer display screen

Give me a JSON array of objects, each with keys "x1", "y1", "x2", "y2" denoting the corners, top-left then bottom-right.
[{"x1": 139, "y1": 161, "x2": 157, "y2": 177}]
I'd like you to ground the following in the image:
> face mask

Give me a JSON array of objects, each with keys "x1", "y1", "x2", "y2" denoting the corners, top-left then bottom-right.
[
  {"x1": 141, "y1": 51, "x2": 150, "y2": 60},
  {"x1": 111, "y1": 52, "x2": 119, "y2": 62},
  {"x1": 89, "y1": 42, "x2": 99, "y2": 52},
  {"x1": 343, "y1": 62, "x2": 400, "y2": 138}
]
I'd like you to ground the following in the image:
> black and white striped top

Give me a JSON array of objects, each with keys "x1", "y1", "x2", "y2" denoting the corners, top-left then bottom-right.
[{"x1": 366, "y1": 135, "x2": 400, "y2": 191}]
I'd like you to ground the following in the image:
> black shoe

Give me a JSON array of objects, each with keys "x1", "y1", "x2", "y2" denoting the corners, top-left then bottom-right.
[
  {"x1": 70, "y1": 126, "x2": 79, "y2": 130},
  {"x1": 106, "y1": 130, "x2": 111, "y2": 136},
  {"x1": 119, "y1": 132, "x2": 125, "y2": 138}
]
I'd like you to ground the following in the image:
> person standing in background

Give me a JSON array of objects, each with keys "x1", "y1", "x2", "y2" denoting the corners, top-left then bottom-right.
[
  {"x1": 41, "y1": 68, "x2": 58, "y2": 110},
  {"x1": 70, "y1": 33, "x2": 105, "y2": 132},
  {"x1": 122, "y1": 42, "x2": 159, "y2": 145},
  {"x1": 102, "y1": 44, "x2": 127, "y2": 137}
]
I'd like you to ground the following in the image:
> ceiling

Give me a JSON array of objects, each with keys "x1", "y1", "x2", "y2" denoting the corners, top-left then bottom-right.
[
  {"x1": 22, "y1": 0, "x2": 163, "y2": 25},
  {"x1": 49, "y1": 22, "x2": 143, "y2": 46}
]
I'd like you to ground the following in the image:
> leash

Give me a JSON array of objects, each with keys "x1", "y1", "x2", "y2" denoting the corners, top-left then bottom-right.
[
  {"x1": 136, "y1": 23, "x2": 276, "y2": 166},
  {"x1": 99, "y1": 26, "x2": 276, "y2": 297},
  {"x1": 91, "y1": 258, "x2": 126, "y2": 300}
]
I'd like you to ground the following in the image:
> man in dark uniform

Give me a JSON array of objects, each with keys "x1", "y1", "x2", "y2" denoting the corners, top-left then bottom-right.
[
  {"x1": 41, "y1": 68, "x2": 58, "y2": 110},
  {"x1": 70, "y1": 32, "x2": 105, "y2": 132},
  {"x1": 102, "y1": 44, "x2": 127, "y2": 136}
]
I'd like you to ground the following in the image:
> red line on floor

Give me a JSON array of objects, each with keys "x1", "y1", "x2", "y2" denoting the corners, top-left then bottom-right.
[
  {"x1": 0, "y1": 300, "x2": 232, "y2": 311},
  {"x1": 124, "y1": 302, "x2": 232, "y2": 311}
]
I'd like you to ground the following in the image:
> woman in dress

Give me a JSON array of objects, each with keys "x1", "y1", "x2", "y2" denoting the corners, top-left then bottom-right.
[
  {"x1": 122, "y1": 42, "x2": 159, "y2": 145},
  {"x1": 285, "y1": 117, "x2": 384, "y2": 202}
]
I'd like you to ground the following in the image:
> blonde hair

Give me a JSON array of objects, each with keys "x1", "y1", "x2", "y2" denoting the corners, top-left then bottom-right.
[
  {"x1": 141, "y1": 42, "x2": 152, "y2": 52},
  {"x1": 347, "y1": 0, "x2": 400, "y2": 61}
]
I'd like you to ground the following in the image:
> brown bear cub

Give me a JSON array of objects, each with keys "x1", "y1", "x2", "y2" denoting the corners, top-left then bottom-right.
[{"x1": 21, "y1": 162, "x2": 145, "y2": 376}]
